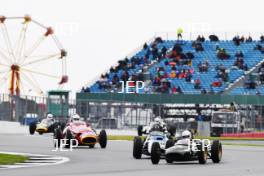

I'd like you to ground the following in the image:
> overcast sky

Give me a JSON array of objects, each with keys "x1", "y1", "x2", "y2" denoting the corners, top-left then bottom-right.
[{"x1": 0, "y1": 0, "x2": 263, "y2": 97}]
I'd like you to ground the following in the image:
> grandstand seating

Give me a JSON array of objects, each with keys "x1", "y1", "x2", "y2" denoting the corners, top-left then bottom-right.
[{"x1": 87, "y1": 35, "x2": 264, "y2": 95}]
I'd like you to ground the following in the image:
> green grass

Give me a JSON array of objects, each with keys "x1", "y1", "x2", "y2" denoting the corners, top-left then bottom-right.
[
  {"x1": 0, "y1": 153, "x2": 28, "y2": 165},
  {"x1": 221, "y1": 143, "x2": 264, "y2": 147}
]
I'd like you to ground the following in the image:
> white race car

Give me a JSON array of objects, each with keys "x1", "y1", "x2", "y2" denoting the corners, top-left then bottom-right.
[
  {"x1": 150, "y1": 138, "x2": 222, "y2": 165},
  {"x1": 133, "y1": 130, "x2": 174, "y2": 159}
]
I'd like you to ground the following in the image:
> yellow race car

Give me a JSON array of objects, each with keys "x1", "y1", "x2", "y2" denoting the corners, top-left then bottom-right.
[{"x1": 29, "y1": 119, "x2": 64, "y2": 135}]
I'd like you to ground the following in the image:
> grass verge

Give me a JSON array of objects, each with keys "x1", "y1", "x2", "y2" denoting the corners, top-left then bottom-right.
[{"x1": 0, "y1": 153, "x2": 28, "y2": 165}]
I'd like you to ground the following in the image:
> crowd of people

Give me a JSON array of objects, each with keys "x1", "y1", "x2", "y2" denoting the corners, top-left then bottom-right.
[
  {"x1": 233, "y1": 51, "x2": 248, "y2": 71},
  {"x1": 84, "y1": 34, "x2": 264, "y2": 94}
]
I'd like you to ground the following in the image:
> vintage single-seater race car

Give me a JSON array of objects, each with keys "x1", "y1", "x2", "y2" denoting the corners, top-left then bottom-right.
[
  {"x1": 133, "y1": 130, "x2": 175, "y2": 159},
  {"x1": 29, "y1": 118, "x2": 64, "y2": 135},
  {"x1": 54, "y1": 120, "x2": 107, "y2": 149},
  {"x1": 150, "y1": 137, "x2": 222, "y2": 165}
]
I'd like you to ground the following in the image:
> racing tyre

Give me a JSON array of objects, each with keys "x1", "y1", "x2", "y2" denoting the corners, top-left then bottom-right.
[
  {"x1": 165, "y1": 155, "x2": 173, "y2": 164},
  {"x1": 137, "y1": 125, "x2": 143, "y2": 136},
  {"x1": 133, "y1": 136, "x2": 143, "y2": 159},
  {"x1": 54, "y1": 128, "x2": 63, "y2": 148},
  {"x1": 29, "y1": 123, "x2": 36, "y2": 135},
  {"x1": 65, "y1": 130, "x2": 73, "y2": 148},
  {"x1": 211, "y1": 140, "x2": 222, "y2": 163},
  {"x1": 151, "y1": 142, "x2": 161, "y2": 165},
  {"x1": 197, "y1": 142, "x2": 207, "y2": 164},
  {"x1": 99, "y1": 130, "x2": 107, "y2": 148}
]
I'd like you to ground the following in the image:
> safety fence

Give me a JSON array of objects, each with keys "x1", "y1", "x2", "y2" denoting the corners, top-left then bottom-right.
[{"x1": 0, "y1": 94, "x2": 75, "y2": 122}]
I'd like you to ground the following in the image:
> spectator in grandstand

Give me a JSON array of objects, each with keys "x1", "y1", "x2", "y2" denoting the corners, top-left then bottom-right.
[
  {"x1": 177, "y1": 86, "x2": 182, "y2": 93},
  {"x1": 233, "y1": 35, "x2": 245, "y2": 46},
  {"x1": 192, "y1": 41, "x2": 204, "y2": 52},
  {"x1": 216, "y1": 48, "x2": 230, "y2": 60},
  {"x1": 234, "y1": 57, "x2": 245, "y2": 70},
  {"x1": 211, "y1": 79, "x2": 222, "y2": 87},
  {"x1": 171, "y1": 86, "x2": 177, "y2": 94},
  {"x1": 216, "y1": 64, "x2": 225, "y2": 72},
  {"x1": 201, "y1": 88, "x2": 207, "y2": 94},
  {"x1": 121, "y1": 71, "x2": 129, "y2": 83},
  {"x1": 154, "y1": 37, "x2": 163, "y2": 44},
  {"x1": 198, "y1": 60, "x2": 209, "y2": 72},
  {"x1": 153, "y1": 77, "x2": 161, "y2": 86},
  {"x1": 177, "y1": 28, "x2": 183, "y2": 40},
  {"x1": 209, "y1": 34, "x2": 219, "y2": 42},
  {"x1": 143, "y1": 43, "x2": 149, "y2": 50},
  {"x1": 254, "y1": 44, "x2": 264, "y2": 53},
  {"x1": 259, "y1": 63, "x2": 264, "y2": 83},
  {"x1": 112, "y1": 74, "x2": 119, "y2": 85},
  {"x1": 196, "y1": 35, "x2": 205, "y2": 42},
  {"x1": 260, "y1": 35, "x2": 264, "y2": 42},
  {"x1": 246, "y1": 36, "x2": 253, "y2": 42},
  {"x1": 245, "y1": 79, "x2": 256, "y2": 89},
  {"x1": 221, "y1": 71, "x2": 229, "y2": 82},
  {"x1": 151, "y1": 44, "x2": 159, "y2": 59},
  {"x1": 170, "y1": 70, "x2": 176, "y2": 78},
  {"x1": 235, "y1": 50, "x2": 244, "y2": 58},
  {"x1": 194, "y1": 78, "x2": 201, "y2": 89},
  {"x1": 186, "y1": 52, "x2": 194, "y2": 60},
  {"x1": 185, "y1": 71, "x2": 192, "y2": 82},
  {"x1": 161, "y1": 46, "x2": 167, "y2": 58}
]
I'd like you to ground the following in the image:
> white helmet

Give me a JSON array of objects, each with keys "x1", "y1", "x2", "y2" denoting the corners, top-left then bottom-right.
[
  {"x1": 47, "y1": 113, "x2": 53, "y2": 119},
  {"x1": 182, "y1": 130, "x2": 192, "y2": 139},
  {"x1": 154, "y1": 117, "x2": 162, "y2": 123},
  {"x1": 72, "y1": 114, "x2": 81, "y2": 122}
]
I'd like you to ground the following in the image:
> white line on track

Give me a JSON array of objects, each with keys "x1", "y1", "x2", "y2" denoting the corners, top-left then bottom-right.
[{"x1": 0, "y1": 151, "x2": 70, "y2": 169}]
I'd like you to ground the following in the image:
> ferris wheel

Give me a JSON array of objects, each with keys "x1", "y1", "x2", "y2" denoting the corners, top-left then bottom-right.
[{"x1": 0, "y1": 15, "x2": 68, "y2": 96}]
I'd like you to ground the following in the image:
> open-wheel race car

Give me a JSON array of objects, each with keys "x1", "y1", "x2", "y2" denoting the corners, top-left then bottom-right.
[
  {"x1": 133, "y1": 130, "x2": 175, "y2": 159},
  {"x1": 29, "y1": 117, "x2": 64, "y2": 135},
  {"x1": 150, "y1": 134, "x2": 222, "y2": 165},
  {"x1": 53, "y1": 117, "x2": 107, "y2": 149}
]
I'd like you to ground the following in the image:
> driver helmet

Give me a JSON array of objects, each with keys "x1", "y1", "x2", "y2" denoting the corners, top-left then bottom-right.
[
  {"x1": 47, "y1": 113, "x2": 54, "y2": 120},
  {"x1": 154, "y1": 117, "x2": 162, "y2": 124},
  {"x1": 72, "y1": 114, "x2": 81, "y2": 122},
  {"x1": 182, "y1": 130, "x2": 192, "y2": 139}
]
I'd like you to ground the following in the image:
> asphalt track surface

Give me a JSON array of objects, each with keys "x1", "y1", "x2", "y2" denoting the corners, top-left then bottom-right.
[{"x1": 0, "y1": 134, "x2": 264, "y2": 176}]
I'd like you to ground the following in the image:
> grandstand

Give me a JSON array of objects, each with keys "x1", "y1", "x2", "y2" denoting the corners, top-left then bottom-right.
[{"x1": 85, "y1": 34, "x2": 264, "y2": 95}]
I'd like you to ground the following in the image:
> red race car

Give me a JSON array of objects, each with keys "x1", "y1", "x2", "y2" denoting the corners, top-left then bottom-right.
[{"x1": 54, "y1": 115, "x2": 107, "y2": 149}]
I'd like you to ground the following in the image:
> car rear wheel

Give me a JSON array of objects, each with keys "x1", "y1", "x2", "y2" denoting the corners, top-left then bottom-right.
[
  {"x1": 198, "y1": 142, "x2": 207, "y2": 164},
  {"x1": 211, "y1": 140, "x2": 222, "y2": 163},
  {"x1": 29, "y1": 123, "x2": 36, "y2": 135},
  {"x1": 151, "y1": 142, "x2": 161, "y2": 164},
  {"x1": 165, "y1": 155, "x2": 173, "y2": 164},
  {"x1": 99, "y1": 130, "x2": 107, "y2": 148},
  {"x1": 133, "y1": 136, "x2": 143, "y2": 159}
]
